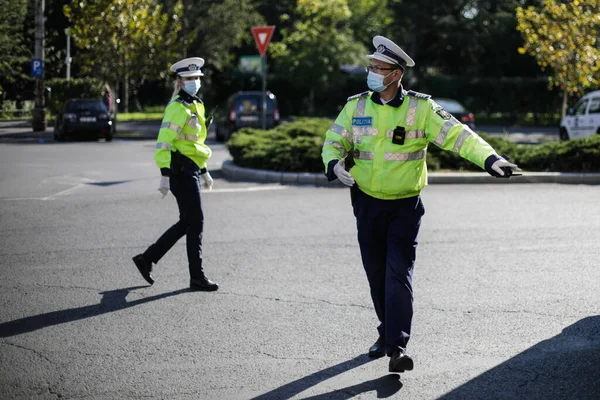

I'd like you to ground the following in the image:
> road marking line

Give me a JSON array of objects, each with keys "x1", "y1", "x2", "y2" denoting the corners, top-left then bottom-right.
[
  {"x1": 0, "y1": 184, "x2": 287, "y2": 200},
  {"x1": 206, "y1": 185, "x2": 288, "y2": 193},
  {"x1": 42, "y1": 184, "x2": 84, "y2": 200}
]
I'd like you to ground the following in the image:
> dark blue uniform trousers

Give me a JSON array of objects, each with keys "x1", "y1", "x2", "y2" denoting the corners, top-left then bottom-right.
[
  {"x1": 143, "y1": 173, "x2": 205, "y2": 280},
  {"x1": 353, "y1": 188, "x2": 425, "y2": 356}
]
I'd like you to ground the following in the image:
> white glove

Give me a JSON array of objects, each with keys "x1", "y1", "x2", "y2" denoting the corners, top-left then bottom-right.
[
  {"x1": 201, "y1": 171, "x2": 213, "y2": 190},
  {"x1": 333, "y1": 158, "x2": 355, "y2": 187},
  {"x1": 491, "y1": 157, "x2": 520, "y2": 176},
  {"x1": 158, "y1": 176, "x2": 169, "y2": 198}
]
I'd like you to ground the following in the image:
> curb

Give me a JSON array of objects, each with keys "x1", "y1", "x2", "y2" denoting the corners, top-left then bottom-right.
[{"x1": 222, "y1": 160, "x2": 600, "y2": 185}]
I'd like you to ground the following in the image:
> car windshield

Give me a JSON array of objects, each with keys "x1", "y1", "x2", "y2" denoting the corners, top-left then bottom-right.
[
  {"x1": 66, "y1": 100, "x2": 107, "y2": 113},
  {"x1": 435, "y1": 99, "x2": 467, "y2": 114},
  {"x1": 234, "y1": 95, "x2": 275, "y2": 114}
]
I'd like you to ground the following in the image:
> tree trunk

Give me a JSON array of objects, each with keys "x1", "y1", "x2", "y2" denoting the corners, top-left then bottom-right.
[
  {"x1": 124, "y1": 75, "x2": 129, "y2": 113},
  {"x1": 308, "y1": 87, "x2": 315, "y2": 116},
  {"x1": 562, "y1": 90, "x2": 568, "y2": 119},
  {"x1": 113, "y1": 80, "x2": 120, "y2": 134}
]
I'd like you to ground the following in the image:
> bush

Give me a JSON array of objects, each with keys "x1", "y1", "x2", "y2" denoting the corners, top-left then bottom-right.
[
  {"x1": 227, "y1": 118, "x2": 330, "y2": 173},
  {"x1": 518, "y1": 135, "x2": 600, "y2": 172},
  {"x1": 45, "y1": 77, "x2": 105, "y2": 114},
  {"x1": 228, "y1": 118, "x2": 600, "y2": 173}
]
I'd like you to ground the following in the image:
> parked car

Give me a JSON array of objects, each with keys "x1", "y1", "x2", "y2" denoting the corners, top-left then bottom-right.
[
  {"x1": 215, "y1": 91, "x2": 280, "y2": 142},
  {"x1": 54, "y1": 98, "x2": 113, "y2": 142},
  {"x1": 434, "y1": 98, "x2": 476, "y2": 131},
  {"x1": 559, "y1": 90, "x2": 600, "y2": 141}
]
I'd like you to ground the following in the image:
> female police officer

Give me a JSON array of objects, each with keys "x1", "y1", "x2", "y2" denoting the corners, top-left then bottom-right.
[
  {"x1": 322, "y1": 36, "x2": 518, "y2": 373},
  {"x1": 132, "y1": 57, "x2": 218, "y2": 292}
]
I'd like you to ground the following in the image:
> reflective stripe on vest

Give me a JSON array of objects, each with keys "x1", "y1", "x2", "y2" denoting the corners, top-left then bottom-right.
[
  {"x1": 352, "y1": 149, "x2": 426, "y2": 161},
  {"x1": 434, "y1": 120, "x2": 458, "y2": 146},
  {"x1": 453, "y1": 128, "x2": 474, "y2": 152},
  {"x1": 404, "y1": 96, "x2": 419, "y2": 126},
  {"x1": 356, "y1": 97, "x2": 367, "y2": 117},
  {"x1": 328, "y1": 123, "x2": 353, "y2": 144},
  {"x1": 352, "y1": 126, "x2": 378, "y2": 139},
  {"x1": 385, "y1": 129, "x2": 425, "y2": 140},
  {"x1": 324, "y1": 140, "x2": 348, "y2": 157},
  {"x1": 156, "y1": 142, "x2": 172, "y2": 151},
  {"x1": 177, "y1": 133, "x2": 199, "y2": 141},
  {"x1": 161, "y1": 121, "x2": 183, "y2": 134}
]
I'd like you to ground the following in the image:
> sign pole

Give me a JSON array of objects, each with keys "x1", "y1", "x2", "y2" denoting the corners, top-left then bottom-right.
[
  {"x1": 32, "y1": 0, "x2": 46, "y2": 132},
  {"x1": 262, "y1": 56, "x2": 267, "y2": 130},
  {"x1": 251, "y1": 26, "x2": 275, "y2": 130}
]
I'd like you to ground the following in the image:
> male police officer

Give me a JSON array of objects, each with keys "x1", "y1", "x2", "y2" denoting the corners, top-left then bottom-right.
[{"x1": 322, "y1": 36, "x2": 518, "y2": 373}]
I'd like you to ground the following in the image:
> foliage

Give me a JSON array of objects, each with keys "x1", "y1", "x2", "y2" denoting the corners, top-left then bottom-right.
[
  {"x1": 228, "y1": 118, "x2": 600, "y2": 173},
  {"x1": 417, "y1": 74, "x2": 569, "y2": 123},
  {"x1": 346, "y1": 0, "x2": 393, "y2": 46},
  {"x1": 516, "y1": 0, "x2": 600, "y2": 97},
  {"x1": 64, "y1": 0, "x2": 183, "y2": 97},
  {"x1": 269, "y1": 0, "x2": 367, "y2": 114},
  {"x1": 0, "y1": 0, "x2": 29, "y2": 92},
  {"x1": 388, "y1": 0, "x2": 542, "y2": 80},
  {"x1": 156, "y1": 0, "x2": 263, "y2": 108},
  {"x1": 518, "y1": 134, "x2": 600, "y2": 172},
  {"x1": 184, "y1": 0, "x2": 263, "y2": 73},
  {"x1": 227, "y1": 118, "x2": 331, "y2": 172},
  {"x1": 45, "y1": 77, "x2": 105, "y2": 114}
]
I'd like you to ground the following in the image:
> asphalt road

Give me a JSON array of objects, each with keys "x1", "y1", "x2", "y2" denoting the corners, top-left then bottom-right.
[{"x1": 0, "y1": 138, "x2": 599, "y2": 399}]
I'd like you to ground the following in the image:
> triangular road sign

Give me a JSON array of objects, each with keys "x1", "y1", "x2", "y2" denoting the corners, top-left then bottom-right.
[{"x1": 251, "y1": 26, "x2": 275, "y2": 57}]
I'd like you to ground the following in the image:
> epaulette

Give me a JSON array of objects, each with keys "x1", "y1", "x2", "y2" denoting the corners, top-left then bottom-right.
[
  {"x1": 407, "y1": 90, "x2": 431, "y2": 100},
  {"x1": 347, "y1": 91, "x2": 370, "y2": 102}
]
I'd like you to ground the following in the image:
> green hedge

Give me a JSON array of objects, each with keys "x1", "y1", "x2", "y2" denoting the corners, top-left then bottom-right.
[
  {"x1": 227, "y1": 118, "x2": 331, "y2": 173},
  {"x1": 227, "y1": 118, "x2": 600, "y2": 173},
  {"x1": 45, "y1": 77, "x2": 105, "y2": 114}
]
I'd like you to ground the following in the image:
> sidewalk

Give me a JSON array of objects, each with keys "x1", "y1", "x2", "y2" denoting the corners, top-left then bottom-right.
[{"x1": 221, "y1": 160, "x2": 600, "y2": 185}]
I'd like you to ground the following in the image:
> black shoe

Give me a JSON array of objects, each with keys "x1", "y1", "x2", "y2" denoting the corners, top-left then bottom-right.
[
  {"x1": 190, "y1": 276, "x2": 219, "y2": 291},
  {"x1": 368, "y1": 336, "x2": 386, "y2": 358},
  {"x1": 389, "y1": 349, "x2": 414, "y2": 373},
  {"x1": 132, "y1": 254, "x2": 154, "y2": 285}
]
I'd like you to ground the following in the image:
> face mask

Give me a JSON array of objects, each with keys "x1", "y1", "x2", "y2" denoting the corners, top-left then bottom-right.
[
  {"x1": 367, "y1": 70, "x2": 395, "y2": 92},
  {"x1": 183, "y1": 79, "x2": 201, "y2": 96}
]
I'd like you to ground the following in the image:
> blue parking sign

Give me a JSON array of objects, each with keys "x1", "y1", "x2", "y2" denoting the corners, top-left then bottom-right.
[{"x1": 31, "y1": 59, "x2": 43, "y2": 77}]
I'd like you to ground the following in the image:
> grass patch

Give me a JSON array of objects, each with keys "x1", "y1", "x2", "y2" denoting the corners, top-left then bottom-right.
[{"x1": 116, "y1": 112, "x2": 163, "y2": 122}]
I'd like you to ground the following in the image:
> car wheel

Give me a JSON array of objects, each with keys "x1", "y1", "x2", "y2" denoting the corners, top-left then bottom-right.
[{"x1": 559, "y1": 127, "x2": 569, "y2": 141}]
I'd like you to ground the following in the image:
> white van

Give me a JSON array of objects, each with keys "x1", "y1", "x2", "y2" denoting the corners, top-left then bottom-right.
[{"x1": 559, "y1": 90, "x2": 600, "y2": 140}]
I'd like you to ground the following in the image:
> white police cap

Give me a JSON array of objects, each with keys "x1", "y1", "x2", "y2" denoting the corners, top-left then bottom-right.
[
  {"x1": 366, "y1": 36, "x2": 415, "y2": 69},
  {"x1": 170, "y1": 57, "x2": 204, "y2": 77}
]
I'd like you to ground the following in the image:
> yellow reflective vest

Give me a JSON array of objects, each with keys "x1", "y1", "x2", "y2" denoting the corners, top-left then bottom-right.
[
  {"x1": 322, "y1": 89, "x2": 497, "y2": 200},
  {"x1": 155, "y1": 91, "x2": 212, "y2": 172}
]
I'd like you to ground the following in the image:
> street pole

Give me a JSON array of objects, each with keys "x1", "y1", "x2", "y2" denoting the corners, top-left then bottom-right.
[
  {"x1": 65, "y1": 28, "x2": 71, "y2": 80},
  {"x1": 32, "y1": 0, "x2": 46, "y2": 132},
  {"x1": 262, "y1": 56, "x2": 267, "y2": 130}
]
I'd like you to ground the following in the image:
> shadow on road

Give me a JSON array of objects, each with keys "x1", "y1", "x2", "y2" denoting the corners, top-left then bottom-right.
[
  {"x1": 250, "y1": 354, "x2": 402, "y2": 400},
  {"x1": 301, "y1": 374, "x2": 402, "y2": 399},
  {"x1": 0, "y1": 286, "x2": 188, "y2": 338},
  {"x1": 439, "y1": 315, "x2": 600, "y2": 400}
]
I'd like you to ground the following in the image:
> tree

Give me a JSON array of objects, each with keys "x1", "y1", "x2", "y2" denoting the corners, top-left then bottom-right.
[
  {"x1": 0, "y1": 0, "x2": 29, "y2": 97},
  {"x1": 64, "y1": 0, "x2": 183, "y2": 112},
  {"x1": 270, "y1": 0, "x2": 367, "y2": 115},
  {"x1": 516, "y1": 0, "x2": 600, "y2": 116}
]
